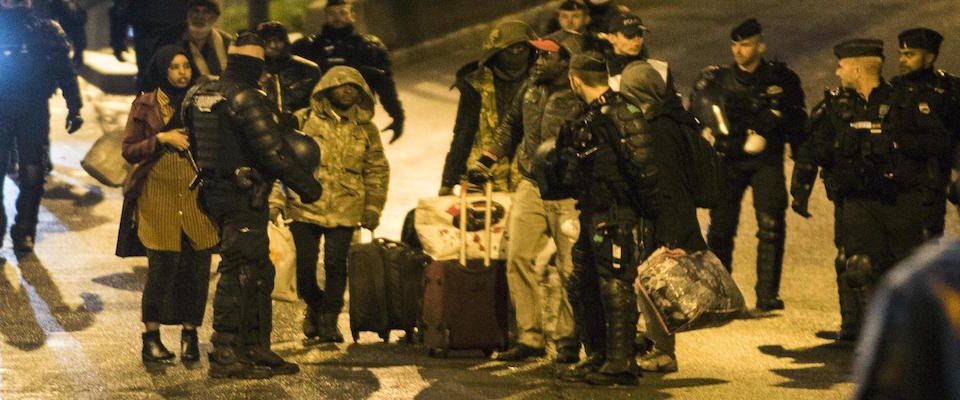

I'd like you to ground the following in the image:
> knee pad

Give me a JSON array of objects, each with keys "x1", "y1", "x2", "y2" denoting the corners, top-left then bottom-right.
[
  {"x1": 18, "y1": 164, "x2": 45, "y2": 189},
  {"x1": 845, "y1": 255, "x2": 873, "y2": 288},
  {"x1": 756, "y1": 212, "x2": 785, "y2": 242}
]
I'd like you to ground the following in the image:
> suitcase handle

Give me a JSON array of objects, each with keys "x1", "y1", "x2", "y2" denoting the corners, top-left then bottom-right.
[{"x1": 458, "y1": 178, "x2": 494, "y2": 267}]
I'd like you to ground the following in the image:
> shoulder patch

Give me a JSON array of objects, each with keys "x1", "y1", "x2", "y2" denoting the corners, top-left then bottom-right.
[
  {"x1": 192, "y1": 93, "x2": 226, "y2": 112},
  {"x1": 626, "y1": 103, "x2": 641, "y2": 114}
]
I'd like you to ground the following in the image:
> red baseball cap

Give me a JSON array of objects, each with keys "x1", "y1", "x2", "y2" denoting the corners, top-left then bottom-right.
[{"x1": 528, "y1": 38, "x2": 561, "y2": 53}]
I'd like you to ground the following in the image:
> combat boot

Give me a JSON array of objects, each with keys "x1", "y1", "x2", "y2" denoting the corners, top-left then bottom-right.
[
  {"x1": 180, "y1": 328, "x2": 200, "y2": 362},
  {"x1": 246, "y1": 345, "x2": 300, "y2": 375},
  {"x1": 555, "y1": 337, "x2": 581, "y2": 364},
  {"x1": 141, "y1": 331, "x2": 175, "y2": 363},
  {"x1": 586, "y1": 279, "x2": 639, "y2": 386},
  {"x1": 10, "y1": 224, "x2": 34, "y2": 253},
  {"x1": 317, "y1": 313, "x2": 344, "y2": 343},
  {"x1": 638, "y1": 348, "x2": 678, "y2": 373},
  {"x1": 208, "y1": 334, "x2": 272, "y2": 379}
]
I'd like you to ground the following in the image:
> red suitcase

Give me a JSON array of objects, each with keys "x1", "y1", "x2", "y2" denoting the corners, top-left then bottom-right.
[{"x1": 420, "y1": 180, "x2": 509, "y2": 357}]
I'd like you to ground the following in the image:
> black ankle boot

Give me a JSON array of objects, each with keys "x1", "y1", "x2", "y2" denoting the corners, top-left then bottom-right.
[
  {"x1": 142, "y1": 331, "x2": 175, "y2": 363},
  {"x1": 181, "y1": 329, "x2": 200, "y2": 362},
  {"x1": 586, "y1": 279, "x2": 639, "y2": 386},
  {"x1": 10, "y1": 225, "x2": 34, "y2": 253},
  {"x1": 318, "y1": 313, "x2": 344, "y2": 343}
]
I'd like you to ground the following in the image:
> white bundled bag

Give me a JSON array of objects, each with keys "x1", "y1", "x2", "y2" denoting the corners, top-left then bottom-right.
[
  {"x1": 268, "y1": 216, "x2": 298, "y2": 302},
  {"x1": 414, "y1": 190, "x2": 511, "y2": 261}
]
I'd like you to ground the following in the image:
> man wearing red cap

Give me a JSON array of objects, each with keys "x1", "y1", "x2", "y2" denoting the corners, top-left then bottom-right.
[{"x1": 467, "y1": 38, "x2": 584, "y2": 363}]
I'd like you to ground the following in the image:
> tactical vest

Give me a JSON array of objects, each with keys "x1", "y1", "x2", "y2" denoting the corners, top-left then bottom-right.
[
  {"x1": 466, "y1": 66, "x2": 521, "y2": 192},
  {"x1": 186, "y1": 81, "x2": 249, "y2": 175},
  {"x1": 827, "y1": 86, "x2": 899, "y2": 198}
]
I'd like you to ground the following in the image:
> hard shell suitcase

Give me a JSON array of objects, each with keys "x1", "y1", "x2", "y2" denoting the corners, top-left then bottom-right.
[
  {"x1": 420, "y1": 180, "x2": 509, "y2": 357},
  {"x1": 348, "y1": 235, "x2": 430, "y2": 342}
]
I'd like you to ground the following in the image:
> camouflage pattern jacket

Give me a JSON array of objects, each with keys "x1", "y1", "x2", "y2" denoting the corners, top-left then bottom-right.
[{"x1": 270, "y1": 66, "x2": 389, "y2": 228}]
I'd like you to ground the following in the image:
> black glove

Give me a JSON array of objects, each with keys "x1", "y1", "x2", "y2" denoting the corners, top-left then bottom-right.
[
  {"x1": 791, "y1": 197, "x2": 812, "y2": 218},
  {"x1": 66, "y1": 110, "x2": 83, "y2": 134},
  {"x1": 361, "y1": 209, "x2": 380, "y2": 230},
  {"x1": 382, "y1": 118, "x2": 404, "y2": 144},
  {"x1": 466, "y1": 152, "x2": 497, "y2": 186}
]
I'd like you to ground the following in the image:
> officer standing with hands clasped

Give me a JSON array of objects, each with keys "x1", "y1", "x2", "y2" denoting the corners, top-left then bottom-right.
[
  {"x1": 184, "y1": 32, "x2": 322, "y2": 379},
  {"x1": 689, "y1": 18, "x2": 806, "y2": 311},
  {"x1": 890, "y1": 28, "x2": 960, "y2": 242},
  {"x1": 555, "y1": 52, "x2": 660, "y2": 386},
  {"x1": 791, "y1": 38, "x2": 887, "y2": 343}
]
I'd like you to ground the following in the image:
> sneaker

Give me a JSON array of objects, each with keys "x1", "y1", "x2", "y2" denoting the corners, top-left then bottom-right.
[
  {"x1": 495, "y1": 344, "x2": 546, "y2": 362},
  {"x1": 555, "y1": 346, "x2": 580, "y2": 364},
  {"x1": 638, "y1": 349, "x2": 678, "y2": 373}
]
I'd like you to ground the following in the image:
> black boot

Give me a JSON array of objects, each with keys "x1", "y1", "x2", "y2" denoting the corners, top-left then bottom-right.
[
  {"x1": 302, "y1": 306, "x2": 320, "y2": 339},
  {"x1": 246, "y1": 345, "x2": 300, "y2": 375},
  {"x1": 208, "y1": 333, "x2": 272, "y2": 379},
  {"x1": 755, "y1": 212, "x2": 785, "y2": 311},
  {"x1": 557, "y1": 353, "x2": 604, "y2": 382},
  {"x1": 555, "y1": 337, "x2": 581, "y2": 364},
  {"x1": 10, "y1": 224, "x2": 34, "y2": 253},
  {"x1": 586, "y1": 279, "x2": 639, "y2": 386},
  {"x1": 180, "y1": 328, "x2": 200, "y2": 362},
  {"x1": 142, "y1": 331, "x2": 175, "y2": 363},
  {"x1": 495, "y1": 343, "x2": 546, "y2": 361},
  {"x1": 317, "y1": 313, "x2": 344, "y2": 343}
]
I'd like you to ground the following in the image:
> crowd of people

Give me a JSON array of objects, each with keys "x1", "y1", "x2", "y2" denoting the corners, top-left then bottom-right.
[{"x1": 0, "y1": 0, "x2": 957, "y2": 393}]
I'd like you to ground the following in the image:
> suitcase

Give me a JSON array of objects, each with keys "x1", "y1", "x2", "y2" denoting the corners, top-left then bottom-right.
[
  {"x1": 420, "y1": 180, "x2": 509, "y2": 357},
  {"x1": 348, "y1": 234, "x2": 431, "y2": 343}
]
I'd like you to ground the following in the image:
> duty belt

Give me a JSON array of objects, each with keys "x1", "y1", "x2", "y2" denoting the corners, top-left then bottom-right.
[{"x1": 849, "y1": 120, "x2": 882, "y2": 135}]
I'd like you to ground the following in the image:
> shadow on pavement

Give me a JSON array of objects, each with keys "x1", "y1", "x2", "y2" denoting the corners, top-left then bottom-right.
[
  {"x1": 0, "y1": 258, "x2": 46, "y2": 350},
  {"x1": 758, "y1": 342, "x2": 854, "y2": 389},
  {"x1": 92, "y1": 265, "x2": 148, "y2": 292},
  {"x1": 14, "y1": 252, "x2": 101, "y2": 333}
]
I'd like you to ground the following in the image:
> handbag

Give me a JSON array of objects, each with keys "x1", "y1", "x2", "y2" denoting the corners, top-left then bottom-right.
[
  {"x1": 115, "y1": 197, "x2": 147, "y2": 257},
  {"x1": 268, "y1": 216, "x2": 298, "y2": 302}
]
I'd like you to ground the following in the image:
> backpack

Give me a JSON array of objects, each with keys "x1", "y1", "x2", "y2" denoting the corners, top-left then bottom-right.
[{"x1": 653, "y1": 104, "x2": 724, "y2": 209}]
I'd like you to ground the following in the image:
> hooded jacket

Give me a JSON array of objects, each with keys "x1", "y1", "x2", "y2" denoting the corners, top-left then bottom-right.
[{"x1": 270, "y1": 66, "x2": 389, "y2": 228}]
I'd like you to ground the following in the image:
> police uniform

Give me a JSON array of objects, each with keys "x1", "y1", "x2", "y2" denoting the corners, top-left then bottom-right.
[
  {"x1": 0, "y1": 6, "x2": 82, "y2": 252},
  {"x1": 256, "y1": 22, "x2": 322, "y2": 114},
  {"x1": 890, "y1": 28, "x2": 960, "y2": 241},
  {"x1": 557, "y1": 53, "x2": 659, "y2": 385},
  {"x1": 184, "y1": 35, "x2": 321, "y2": 379},
  {"x1": 791, "y1": 39, "x2": 887, "y2": 341},
  {"x1": 689, "y1": 18, "x2": 807, "y2": 310},
  {"x1": 291, "y1": 0, "x2": 404, "y2": 141}
]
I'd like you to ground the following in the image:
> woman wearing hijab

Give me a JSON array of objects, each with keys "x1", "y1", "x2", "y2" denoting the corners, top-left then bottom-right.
[{"x1": 120, "y1": 45, "x2": 219, "y2": 364}]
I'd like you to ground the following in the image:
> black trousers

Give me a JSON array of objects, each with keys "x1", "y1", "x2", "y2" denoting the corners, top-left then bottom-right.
[
  {"x1": 841, "y1": 189, "x2": 927, "y2": 281},
  {"x1": 706, "y1": 159, "x2": 787, "y2": 298},
  {"x1": 141, "y1": 233, "x2": 212, "y2": 326},
  {"x1": 200, "y1": 184, "x2": 274, "y2": 346},
  {"x1": 0, "y1": 97, "x2": 50, "y2": 238},
  {"x1": 289, "y1": 222, "x2": 354, "y2": 315}
]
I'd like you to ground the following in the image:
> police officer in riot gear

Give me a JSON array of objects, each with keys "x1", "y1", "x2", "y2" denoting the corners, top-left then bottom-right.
[
  {"x1": 689, "y1": 18, "x2": 806, "y2": 311},
  {"x1": 891, "y1": 28, "x2": 960, "y2": 241},
  {"x1": 292, "y1": 0, "x2": 405, "y2": 144},
  {"x1": 184, "y1": 32, "x2": 322, "y2": 379},
  {"x1": 791, "y1": 39, "x2": 886, "y2": 343},
  {"x1": 0, "y1": 0, "x2": 83, "y2": 253},
  {"x1": 555, "y1": 53, "x2": 659, "y2": 386},
  {"x1": 256, "y1": 21, "x2": 321, "y2": 114}
]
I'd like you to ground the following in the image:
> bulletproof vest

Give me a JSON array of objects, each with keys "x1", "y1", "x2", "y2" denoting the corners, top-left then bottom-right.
[
  {"x1": 569, "y1": 98, "x2": 640, "y2": 214},
  {"x1": 829, "y1": 85, "x2": 898, "y2": 198},
  {"x1": 186, "y1": 81, "x2": 249, "y2": 174}
]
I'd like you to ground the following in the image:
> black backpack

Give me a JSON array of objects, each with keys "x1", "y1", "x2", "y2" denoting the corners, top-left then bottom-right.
[{"x1": 652, "y1": 103, "x2": 725, "y2": 209}]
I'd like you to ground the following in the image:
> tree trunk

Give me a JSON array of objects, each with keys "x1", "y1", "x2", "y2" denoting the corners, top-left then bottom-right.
[{"x1": 247, "y1": 0, "x2": 269, "y2": 29}]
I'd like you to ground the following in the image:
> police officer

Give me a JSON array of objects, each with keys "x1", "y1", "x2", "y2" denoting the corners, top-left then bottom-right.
[
  {"x1": 791, "y1": 39, "x2": 886, "y2": 343},
  {"x1": 891, "y1": 28, "x2": 960, "y2": 241},
  {"x1": 0, "y1": 0, "x2": 83, "y2": 253},
  {"x1": 255, "y1": 21, "x2": 321, "y2": 114},
  {"x1": 184, "y1": 33, "x2": 322, "y2": 379},
  {"x1": 292, "y1": 0, "x2": 405, "y2": 144},
  {"x1": 555, "y1": 52, "x2": 659, "y2": 386},
  {"x1": 689, "y1": 18, "x2": 806, "y2": 311}
]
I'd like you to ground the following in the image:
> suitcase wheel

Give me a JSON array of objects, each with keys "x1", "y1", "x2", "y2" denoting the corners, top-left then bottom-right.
[{"x1": 428, "y1": 348, "x2": 448, "y2": 358}]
